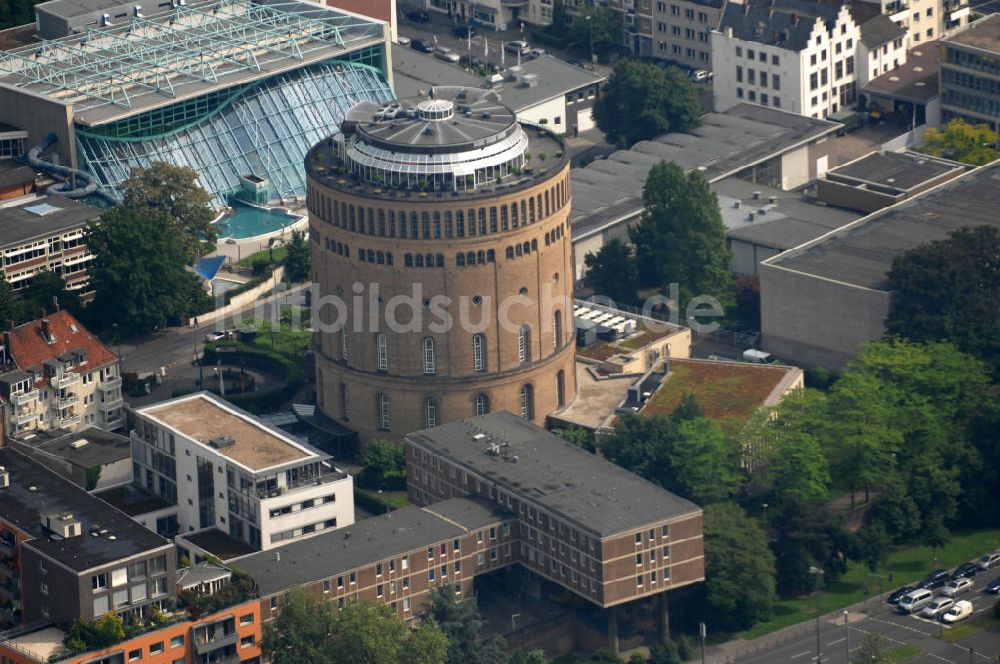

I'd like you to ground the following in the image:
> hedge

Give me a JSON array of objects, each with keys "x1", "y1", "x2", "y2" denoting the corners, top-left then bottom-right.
[
  {"x1": 531, "y1": 28, "x2": 571, "y2": 49},
  {"x1": 356, "y1": 469, "x2": 406, "y2": 492},
  {"x1": 199, "y1": 344, "x2": 304, "y2": 414},
  {"x1": 354, "y1": 487, "x2": 408, "y2": 514},
  {"x1": 223, "y1": 266, "x2": 275, "y2": 305}
]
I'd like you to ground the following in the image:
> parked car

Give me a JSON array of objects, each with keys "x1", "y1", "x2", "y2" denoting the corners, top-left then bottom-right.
[
  {"x1": 527, "y1": 47, "x2": 546, "y2": 59},
  {"x1": 920, "y1": 596, "x2": 954, "y2": 619},
  {"x1": 567, "y1": 59, "x2": 585, "y2": 68},
  {"x1": 451, "y1": 24, "x2": 476, "y2": 38},
  {"x1": 919, "y1": 569, "x2": 951, "y2": 589},
  {"x1": 434, "y1": 46, "x2": 460, "y2": 63},
  {"x1": 411, "y1": 39, "x2": 434, "y2": 53},
  {"x1": 976, "y1": 552, "x2": 1000, "y2": 570},
  {"x1": 406, "y1": 10, "x2": 430, "y2": 23},
  {"x1": 690, "y1": 69, "x2": 714, "y2": 82},
  {"x1": 887, "y1": 586, "x2": 917, "y2": 605},
  {"x1": 504, "y1": 40, "x2": 530, "y2": 55},
  {"x1": 204, "y1": 330, "x2": 228, "y2": 343},
  {"x1": 459, "y1": 54, "x2": 483, "y2": 68},
  {"x1": 898, "y1": 588, "x2": 934, "y2": 614},
  {"x1": 941, "y1": 577, "x2": 975, "y2": 597},
  {"x1": 941, "y1": 600, "x2": 974, "y2": 624},
  {"x1": 952, "y1": 562, "x2": 979, "y2": 580},
  {"x1": 396, "y1": 35, "x2": 411, "y2": 46},
  {"x1": 985, "y1": 575, "x2": 1000, "y2": 593}
]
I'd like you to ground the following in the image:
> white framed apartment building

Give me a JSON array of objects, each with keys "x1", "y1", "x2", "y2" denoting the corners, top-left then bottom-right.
[
  {"x1": 713, "y1": 1, "x2": 864, "y2": 119},
  {"x1": 131, "y1": 392, "x2": 354, "y2": 551},
  {"x1": 856, "y1": 0, "x2": 969, "y2": 47},
  {"x1": 652, "y1": 0, "x2": 724, "y2": 70}
]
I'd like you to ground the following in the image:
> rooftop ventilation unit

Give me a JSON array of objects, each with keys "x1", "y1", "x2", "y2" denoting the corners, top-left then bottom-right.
[
  {"x1": 69, "y1": 439, "x2": 89, "y2": 449},
  {"x1": 41, "y1": 513, "x2": 82, "y2": 538},
  {"x1": 209, "y1": 435, "x2": 235, "y2": 450},
  {"x1": 0, "y1": 466, "x2": 8, "y2": 490},
  {"x1": 102, "y1": 13, "x2": 113, "y2": 26}
]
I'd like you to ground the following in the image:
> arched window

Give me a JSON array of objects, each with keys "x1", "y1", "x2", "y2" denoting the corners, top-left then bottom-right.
[
  {"x1": 386, "y1": 253, "x2": 393, "y2": 266},
  {"x1": 415, "y1": 254, "x2": 424, "y2": 268},
  {"x1": 423, "y1": 337, "x2": 436, "y2": 375},
  {"x1": 545, "y1": 233, "x2": 550, "y2": 247},
  {"x1": 433, "y1": 211, "x2": 441, "y2": 239},
  {"x1": 511, "y1": 202, "x2": 519, "y2": 227},
  {"x1": 467, "y1": 251, "x2": 476, "y2": 266},
  {"x1": 487, "y1": 249, "x2": 495, "y2": 262},
  {"x1": 528, "y1": 198, "x2": 535, "y2": 223},
  {"x1": 477, "y1": 250, "x2": 485, "y2": 264},
  {"x1": 425, "y1": 253, "x2": 434, "y2": 267},
  {"x1": 456, "y1": 253, "x2": 465, "y2": 267},
  {"x1": 410, "y1": 212, "x2": 419, "y2": 239},
  {"x1": 478, "y1": 208, "x2": 487, "y2": 235},
  {"x1": 376, "y1": 333, "x2": 388, "y2": 371},
  {"x1": 475, "y1": 393, "x2": 490, "y2": 416},
  {"x1": 544, "y1": 190, "x2": 550, "y2": 218},
  {"x1": 522, "y1": 242, "x2": 530, "y2": 255},
  {"x1": 556, "y1": 370, "x2": 565, "y2": 408},
  {"x1": 501, "y1": 205, "x2": 509, "y2": 230},
  {"x1": 367, "y1": 208, "x2": 375, "y2": 235},
  {"x1": 553, "y1": 310, "x2": 562, "y2": 350},
  {"x1": 421, "y1": 212, "x2": 431, "y2": 239},
  {"x1": 425, "y1": 398, "x2": 439, "y2": 428},
  {"x1": 489, "y1": 207, "x2": 498, "y2": 233},
  {"x1": 518, "y1": 325, "x2": 531, "y2": 363},
  {"x1": 376, "y1": 251, "x2": 385, "y2": 265},
  {"x1": 505, "y1": 247, "x2": 514, "y2": 259},
  {"x1": 405, "y1": 253, "x2": 413, "y2": 267},
  {"x1": 343, "y1": 245, "x2": 350, "y2": 258},
  {"x1": 473, "y1": 334, "x2": 486, "y2": 372},
  {"x1": 531, "y1": 239, "x2": 537, "y2": 252},
  {"x1": 377, "y1": 209, "x2": 386, "y2": 236},
  {"x1": 456, "y1": 210, "x2": 465, "y2": 237},
  {"x1": 436, "y1": 254, "x2": 445, "y2": 268},
  {"x1": 467, "y1": 209, "x2": 476, "y2": 235},
  {"x1": 388, "y1": 210, "x2": 396, "y2": 237},
  {"x1": 399, "y1": 212, "x2": 407, "y2": 238},
  {"x1": 520, "y1": 384, "x2": 534, "y2": 420},
  {"x1": 515, "y1": 244, "x2": 522, "y2": 257},
  {"x1": 341, "y1": 330, "x2": 349, "y2": 362},
  {"x1": 444, "y1": 211, "x2": 453, "y2": 238},
  {"x1": 358, "y1": 249, "x2": 366, "y2": 263},
  {"x1": 378, "y1": 393, "x2": 390, "y2": 431}
]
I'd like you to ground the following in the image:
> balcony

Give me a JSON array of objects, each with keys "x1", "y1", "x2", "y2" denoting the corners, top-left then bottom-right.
[
  {"x1": 10, "y1": 390, "x2": 38, "y2": 407},
  {"x1": 53, "y1": 373, "x2": 80, "y2": 389},
  {"x1": 57, "y1": 393, "x2": 80, "y2": 408},
  {"x1": 98, "y1": 376, "x2": 122, "y2": 392},
  {"x1": 99, "y1": 396, "x2": 124, "y2": 411},
  {"x1": 58, "y1": 413, "x2": 82, "y2": 427},
  {"x1": 12, "y1": 409, "x2": 38, "y2": 426},
  {"x1": 194, "y1": 630, "x2": 238, "y2": 655}
]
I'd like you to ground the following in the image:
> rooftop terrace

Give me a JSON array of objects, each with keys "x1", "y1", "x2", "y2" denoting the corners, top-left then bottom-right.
[
  {"x1": 139, "y1": 392, "x2": 317, "y2": 472},
  {"x1": 943, "y1": 13, "x2": 1000, "y2": 52}
]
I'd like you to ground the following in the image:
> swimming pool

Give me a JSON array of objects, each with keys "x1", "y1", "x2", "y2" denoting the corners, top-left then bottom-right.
[{"x1": 214, "y1": 204, "x2": 303, "y2": 240}]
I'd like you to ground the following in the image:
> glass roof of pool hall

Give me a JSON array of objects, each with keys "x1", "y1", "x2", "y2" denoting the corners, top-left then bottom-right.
[{"x1": 76, "y1": 55, "x2": 393, "y2": 206}]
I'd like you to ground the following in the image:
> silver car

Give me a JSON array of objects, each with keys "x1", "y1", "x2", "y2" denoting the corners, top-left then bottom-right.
[
  {"x1": 920, "y1": 596, "x2": 954, "y2": 619},
  {"x1": 977, "y1": 552, "x2": 1000, "y2": 570},
  {"x1": 434, "y1": 47, "x2": 460, "y2": 63}
]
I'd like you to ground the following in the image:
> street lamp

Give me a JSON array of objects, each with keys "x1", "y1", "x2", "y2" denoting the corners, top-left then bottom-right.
[
  {"x1": 843, "y1": 610, "x2": 850, "y2": 663},
  {"x1": 585, "y1": 14, "x2": 595, "y2": 65},
  {"x1": 762, "y1": 502, "x2": 769, "y2": 532},
  {"x1": 809, "y1": 566, "x2": 825, "y2": 664}
]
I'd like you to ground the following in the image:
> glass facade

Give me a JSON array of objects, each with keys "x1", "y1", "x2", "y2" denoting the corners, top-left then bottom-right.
[{"x1": 76, "y1": 52, "x2": 393, "y2": 206}]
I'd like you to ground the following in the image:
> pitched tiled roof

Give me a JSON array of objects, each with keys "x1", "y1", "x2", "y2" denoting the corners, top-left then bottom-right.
[
  {"x1": 7, "y1": 310, "x2": 117, "y2": 381},
  {"x1": 720, "y1": 0, "x2": 847, "y2": 51}
]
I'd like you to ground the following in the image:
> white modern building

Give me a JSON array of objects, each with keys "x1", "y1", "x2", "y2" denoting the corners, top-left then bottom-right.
[
  {"x1": 131, "y1": 392, "x2": 354, "y2": 551},
  {"x1": 426, "y1": 0, "x2": 553, "y2": 30},
  {"x1": 855, "y1": 0, "x2": 969, "y2": 47},
  {"x1": 713, "y1": 0, "x2": 884, "y2": 118}
]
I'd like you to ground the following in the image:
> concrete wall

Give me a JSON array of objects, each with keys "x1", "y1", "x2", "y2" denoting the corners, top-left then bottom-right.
[
  {"x1": 759, "y1": 261, "x2": 891, "y2": 370},
  {"x1": 516, "y1": 96, "x2": 567, "y2": 135},
  {"x1": 728, "y1": 238, "x2": 781, "y2": 276},
  {"x1": 0, "y1": 84, "x2": 76, "y2": 169}
]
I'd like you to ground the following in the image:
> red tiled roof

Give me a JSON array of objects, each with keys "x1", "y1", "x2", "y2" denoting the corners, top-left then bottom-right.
[{"x1": 7, "y1": 311, "x2": 117, "y2": 380}]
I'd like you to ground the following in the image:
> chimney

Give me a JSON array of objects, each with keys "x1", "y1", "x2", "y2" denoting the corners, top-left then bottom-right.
[
  {"x1": 6, "y1": 320, "x2": 13, "y2": 330},
  {"x1": 791, "y1": 13, "x2": 799, "y2": 25},
  {"x1": 743, "y1": 3, "x2": 750, "y2": 15},
  {"x1": 41, "y1": 318, "x2": 51, "y2": 343}
]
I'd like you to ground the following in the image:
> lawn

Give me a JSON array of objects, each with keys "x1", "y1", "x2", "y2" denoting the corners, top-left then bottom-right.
[
  {"x1": 238, "y1": 246, "x2": 287, "y2": 267},
  {"x1": 739, "y1": 528, "x2": 1000, "y2": 640},
  {"x1": 888, "y1": 644, "x2": 922, "y2": 662}
]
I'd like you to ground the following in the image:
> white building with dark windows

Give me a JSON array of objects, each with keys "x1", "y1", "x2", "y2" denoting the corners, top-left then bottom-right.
[
  {"x1": 713, "y1": 0, "x2": 871, "y2": 118},
  {"x1": 130, "y1": 392, "x2": 354, "y2": 551}
]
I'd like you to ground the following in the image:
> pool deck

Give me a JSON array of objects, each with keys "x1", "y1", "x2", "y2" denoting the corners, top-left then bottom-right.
[{"x1": 210, "y1": 204, "x2": 308, "y2": 264}]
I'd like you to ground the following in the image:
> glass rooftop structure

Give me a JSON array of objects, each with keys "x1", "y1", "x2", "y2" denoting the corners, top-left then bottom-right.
[{"x1": 0, "y1": 0, "x2": 393, "y2": 205}]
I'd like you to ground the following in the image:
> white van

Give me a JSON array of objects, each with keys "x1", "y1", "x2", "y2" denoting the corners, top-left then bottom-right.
[
  {"x1": 742, "y1": 349, "x2": 775, "y2": 364},
  {"x1": 897, "y1": 588, "x2": 933, "y2": 614}
]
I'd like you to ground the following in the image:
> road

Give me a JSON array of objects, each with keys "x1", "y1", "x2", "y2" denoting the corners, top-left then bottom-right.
[
  {"x1": 730, "y1": 570, "x2": 1000, "y2": 664},
  {"x1": 119, "y1": 283, "x2": 308, "y2": 376}
]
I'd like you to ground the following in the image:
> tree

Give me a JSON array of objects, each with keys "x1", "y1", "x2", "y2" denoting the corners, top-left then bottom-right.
[
  {"x1": 851, "y1": 633, "x2": 892, "y2": 664},
  {"x1": 511, "y1": 652, "x2": 551, "y2": 664},
  {"x1": 262, "y1": 591, "x2": 335, "y2": 663},
  {"x1": 629, "y1": 162, "x2": 732, "y2": 311},
  {"x1": 357, "y1": 438, "x2": 407, "y2": 489},
  {"x1": 22, "y1": 269, "x2": 79, "y2": 318},
  {"x1": 0, "y1": 273, "x2": 23, "y2": 325},
  {"x1": 671, "y1": 418, "x2": 745, "y2": 503},
  {"x1": 594, "y1": 61, "x2": 701, "y2": 148},
  {"x1": 584, "y1": 239, "x2": 639, "y2": 305},
  {"x1": 770, "y1": 497, "x2": 852, "y2": 596},
  {"x1": 91, "y1": 612, "x2": 126, "y2": 647},
  {"x1": 422, "y1": 587, "x2": 506, "y2": 664},
  {"x1": 560, "y1": 426, "x2": 596, "y2": 453},
  {"x1": 84, "y1": 207, "x2": 212, "y2": 335},
  {"x1": 569, "y1": 5, "x2": 620, "y2": 58},
  {"x1": 284, "y1": 229, "x2": 311, "y2": 282},
  {"x1": 921, "y1": 119, "x2": 999, "y2": 165},
  {"x1": 765, "y1": 426, "x2": 830, "y2": 505},
  {"x1": 599, "y1": 413, "x2": 678, "y2": 489},
  {"x1": 701, "y1": 502, "x2": 776, "y2": 631},
  {"x1": 857, "y1": 521, "x2": 892, "y2": 573},
  {"x1": 886, "y1": 225, "x2": 1000, "y2": 378},
  {"x1": 119, "y1": 161, "x2": 216, "y2": 261}
]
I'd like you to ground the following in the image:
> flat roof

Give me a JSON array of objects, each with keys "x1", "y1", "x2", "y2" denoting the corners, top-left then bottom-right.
[
  {"x1": 390, "y1": 47, "x2": 604, "y2": 114},
  {"x1": 863, "y1": 42, "x2": 939, "y2": 103},
  {"x1": 0, "y1": 447, "x2": 170, "y2": 572},
  {"x1": 641, "y1": 358, "x2": 802, "y2": 431},
  {"x1": 139, "y1": 392, "x2": 319, "y2": 472},
  {"x1": 716, "y1": 177, "x2": 861, "y2": 249},
  {"x1": 0, "y1": 0, "x2": 386, "y2": 125},
  {"x1": 554, "y1": 362, "x2": 635, "y2": 430},
  {"x1": 12, "y1": 425, "x2": 131, "y2": 470},
  {"x1": 35, "y1": 0, "x2": 168, "y2": 20},
  {"x1": 767, "y1": 160, "x2": 1000, "y2": 290},
  {"x1": 235, "y1": 497, "x2": 508, "y2": 596},
  {"x1": 942, "y1": 13, "x2": 1000, "y2": 52},
  {"x1": 570, "y1": 104, "x2": 839, "y2": 234},
  {"x1": 4, "y1": 626, "x2": 68, "y2": 663},
  {"x1": 93, "y1": 484, "x2": 174, "y2": 517},
  {"x1": 824, "y1": 151, "x2": 965, "y2": 193},
  {"x1": 0, "y1": 195, "x2": 100, "y2": 249},
  {"x1": 406, "y1": 412, "x2": 701, "y2": 538}
]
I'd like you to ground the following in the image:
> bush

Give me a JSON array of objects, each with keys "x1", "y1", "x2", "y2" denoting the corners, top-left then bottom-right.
[
  {"x1": 354, "y1": 487, "x2": 408, "y2": 514},
  {"x1": 251, "y1": 258, "x2": 272, "y2": 276},
  {"x1": 200, "y1": 344, "x2": 304, "y2": 414},
  {"x1": 531, "y1": 28, "x2": 570, "y2": 49}
]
